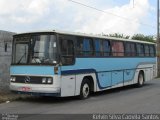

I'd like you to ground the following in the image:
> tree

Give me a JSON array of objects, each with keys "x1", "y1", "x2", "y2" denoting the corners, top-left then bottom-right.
[
  {"x1": 131, "y1": 34, "x2": 155, "y2": 43},
  {"x1": 103, "y1": 33, "x2": 130, "y2": 39},
  {"x1": 103, "y1": 33, "x2": 155, "y2": 43}
]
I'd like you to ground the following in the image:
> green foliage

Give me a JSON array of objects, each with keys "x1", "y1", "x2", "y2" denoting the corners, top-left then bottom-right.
[
  {"x1": 131, "y1": 34, "x2": 155, "y2": 43},
  {"x1": 104, "y1": 33, "x2": 155, "y2": 43},
  {"x1": 104, "y1": 33, "x2": 130, "y2": 39}
]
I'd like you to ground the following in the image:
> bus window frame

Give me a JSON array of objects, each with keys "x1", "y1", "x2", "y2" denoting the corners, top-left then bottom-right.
[
  {"x1": 102, "y1": 39, "x2": 111, "y2": 57},
  {"x1": 144, "y1": 44, "x2": 150, "y2": 57},
  {"x1": 149, "y1": 44, "x2": 156, "y2": 57},
  {"x1": 58, "y1": 34, "x2": 76, "y2": 66},
  {"x1": 136, "y1": 43, "x2": 145, "y2": 57},
  {"x1": 11, "y1": 32, "x2": 59, "y2": 66},
  {"x1": 76, "y1": 36, "x2": 94, "y2": 57},
  {"x1": 111, "y1": 40, "x2": 125, "y2": 57},
  {"x1": 124, "y1": 42, "x2": 136, "y2": 57}
]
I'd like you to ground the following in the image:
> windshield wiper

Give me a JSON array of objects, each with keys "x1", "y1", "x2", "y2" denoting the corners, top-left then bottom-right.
[
  {"x1": 17, "y1": 52, "x2": 27, "y2": 64},
  {"x1": 17, "y1": 46, "x2": 27, "y2": 64}
]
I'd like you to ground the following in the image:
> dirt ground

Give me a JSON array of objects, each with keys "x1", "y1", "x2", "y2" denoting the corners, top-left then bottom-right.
[{"x1": 0, "y1": 91, "x2": 31, "y2": 103}]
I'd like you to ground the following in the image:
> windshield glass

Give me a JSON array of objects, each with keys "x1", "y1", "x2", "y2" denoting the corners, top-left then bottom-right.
[
  {"x1": 16, "y1": 43, "x2": 29, "y2": 64},
  {"x1": 12, "y1": 34, "x2": 58, "y2": 65}
]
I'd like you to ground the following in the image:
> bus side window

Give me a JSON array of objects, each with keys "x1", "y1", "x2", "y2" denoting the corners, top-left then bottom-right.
[
  {"x1": 103, "y1": 40, "x2": 111, "y2": 57},
  {"x1": 83, "y1": 38, "x2": 93, "y2": 56},
  {"x1": 76, "y1": 37, "x2": 83, "y2": 56},
  {"x1": 125, "y1": 42, "x2": 136, "y2": 57},
  {"x1": 76, "y1": 37, "x2": 93, "y2": 57},
  {"x1": 136, "y1": 44, "x2": 145, "y2": 57},
  {"x1": 130, "y1": 43, "x2": 136, "y2": 56},
  {"x1": 112, "y1": 41, "x2": 124, "y2": 57},
  {"x1": 149, "y1": 45, "x2": 155, "y2": 57},
  {"x1": 94, "y1": 39, "x2": 102, "y2": 56},
  {"x1": 61, "y1": 39, "x2": 74, "y2": 65},
  {"x1": 144, "y1": 44, "x2": 150, "y2": 57},
  {"x1": 125, "y1": 42, "x2": 130, "y2": 57}
]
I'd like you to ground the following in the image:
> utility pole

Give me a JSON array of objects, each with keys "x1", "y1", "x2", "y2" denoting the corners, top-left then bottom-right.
[
  {"x1": 133, "y1": 0, "x2": 134, "y2": 8},
  {"x1": 157, "y1": 0, "x2": 160, "y2": 76}
]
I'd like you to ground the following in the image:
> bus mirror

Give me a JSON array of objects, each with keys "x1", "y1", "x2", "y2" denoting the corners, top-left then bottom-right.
[{"x1": 54, "y1": 67, "x2": 58, "y2": 74}]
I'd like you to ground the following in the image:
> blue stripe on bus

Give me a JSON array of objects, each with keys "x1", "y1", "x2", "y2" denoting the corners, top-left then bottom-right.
[
  {"x1": 61, "y1": 69, "x2": 96, "y2": 75},
  {"x1": 61, "y1": 69, "x2": 135, "y2": 89}
]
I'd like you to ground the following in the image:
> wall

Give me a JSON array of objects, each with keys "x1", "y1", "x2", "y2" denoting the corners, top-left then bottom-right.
[{"x1": 0, "y1": 30, "x2": 15, "y2": 91}]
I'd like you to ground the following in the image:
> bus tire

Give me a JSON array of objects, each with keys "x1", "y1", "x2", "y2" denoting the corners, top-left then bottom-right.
[
  {"x1": 79, "y1": 78, "x2": 90, "y2": 99},
  {"x1": 136, "y1": 72, "x2": 144, "y2": 87}
]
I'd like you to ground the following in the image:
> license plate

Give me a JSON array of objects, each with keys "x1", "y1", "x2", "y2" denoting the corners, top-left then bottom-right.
[{"x1": 19, "y1": 87, "x2": 31, "y2": 92}]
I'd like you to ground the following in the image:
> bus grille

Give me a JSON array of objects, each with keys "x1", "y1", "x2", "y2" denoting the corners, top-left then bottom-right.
[{"x1": 10, "y1": 76, "x2": 53, "y2": 84}]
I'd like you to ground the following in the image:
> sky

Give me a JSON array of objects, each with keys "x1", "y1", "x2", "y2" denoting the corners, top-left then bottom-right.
[{"x1": 0, "y1": 0, "x2": 157, "y2": 36}]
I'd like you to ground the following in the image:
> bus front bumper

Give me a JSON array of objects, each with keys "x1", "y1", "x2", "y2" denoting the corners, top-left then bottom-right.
[{"x1": 10, "y1": 83, "x2": 61, "y2": 96}]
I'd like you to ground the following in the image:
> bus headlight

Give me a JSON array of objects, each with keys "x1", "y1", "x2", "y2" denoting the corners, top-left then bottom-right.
[
  {"x1": 47, "y1": 78, "x2": 52, "y2": 84},
  {"x1": 42, "y1": 78, "x2": 47, "y2": 83},
  {"x1": 10, "y1": 77, "x2": 16, "y2": 82},
  {"x1": 42, "y1": 77, "x2": 53, "y2": 84}
]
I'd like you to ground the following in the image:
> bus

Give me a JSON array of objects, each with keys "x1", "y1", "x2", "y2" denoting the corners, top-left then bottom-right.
[{"x1": 10, "y1": 30, "x2": 157, "y2": 99}]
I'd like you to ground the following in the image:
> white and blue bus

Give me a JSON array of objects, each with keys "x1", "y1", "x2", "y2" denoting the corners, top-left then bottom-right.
[{"x1": 10, "y1": 30, "x2": 157, "y2": 99}]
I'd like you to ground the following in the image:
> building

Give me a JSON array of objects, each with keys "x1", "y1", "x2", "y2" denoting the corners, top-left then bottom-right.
[{"x1": 0, "y1": 30, "x2": 16, "y2": 91}]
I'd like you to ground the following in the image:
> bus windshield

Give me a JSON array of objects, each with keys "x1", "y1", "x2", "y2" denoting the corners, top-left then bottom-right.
[{"x1": 12, "y1": 34, "x2": 58, "y2": 65}]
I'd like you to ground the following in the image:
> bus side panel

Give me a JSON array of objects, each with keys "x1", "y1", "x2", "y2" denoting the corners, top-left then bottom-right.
[
  {"x1": 124, "y1": 69, "x2": 135, "y2": 82},
  {"x1": 74, "y1": 73, "x2": 97, "y2": 96},
  {"x1": 145, "y1": 68, "x2": 152, "y2": 81},
  {"x1": 60, "y1": 58, "x2": 156, "y2": 94},
  {"x1": 132, "y1": 64, "x2": 156, "y2": 84},
  {"x1": 61, "y1": 75, "x2": 76, "y2": 97},
  {"x1": 112, "y1": 70, "x2": 123, "y2": 85},
  {"x1": 61, "y1": 73, "x2": 97, "y2": 97},
  {"x1": 98, "y1": 72, "x2": 111, "y2": 88}
]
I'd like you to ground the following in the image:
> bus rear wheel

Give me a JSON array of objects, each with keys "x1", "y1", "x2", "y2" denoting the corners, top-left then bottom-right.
[
  {"x1": 136, "y1": 72, "x2": 144, "y2": 87},
  {"x1": 79, "y1": 79, "x2": 90, "y2": 99}
]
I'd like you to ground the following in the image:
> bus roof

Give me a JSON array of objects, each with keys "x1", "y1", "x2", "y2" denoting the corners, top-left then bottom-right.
[{"x1": 15, "y1": 30, "x2": 155, "y2": 45}]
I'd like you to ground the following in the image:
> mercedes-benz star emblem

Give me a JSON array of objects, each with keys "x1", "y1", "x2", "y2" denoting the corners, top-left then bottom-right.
[{"x1": 24, "y1": 76, "x2": 30, "y2": 83}]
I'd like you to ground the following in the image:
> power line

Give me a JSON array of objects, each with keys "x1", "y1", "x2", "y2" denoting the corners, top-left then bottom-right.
[{"x1": 68, "y1": 0, "x2": 156, "y2": 29}]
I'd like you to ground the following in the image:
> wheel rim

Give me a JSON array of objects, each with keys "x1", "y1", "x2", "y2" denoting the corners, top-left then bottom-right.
[
  {"x1": 82, "y1": 83, "x2": 89, "y2": 98},
  {"x1": 139, "y1": 74, "x2": 144, "y2": 85}
]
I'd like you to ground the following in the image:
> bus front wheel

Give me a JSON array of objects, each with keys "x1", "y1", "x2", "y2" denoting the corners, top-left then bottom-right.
[
  {"x1": 136, "y1": 72, "x2": 144, "y2": 87},
  {"x1": 79, "y1": 79, "x2": 90, "y2": 99}
]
